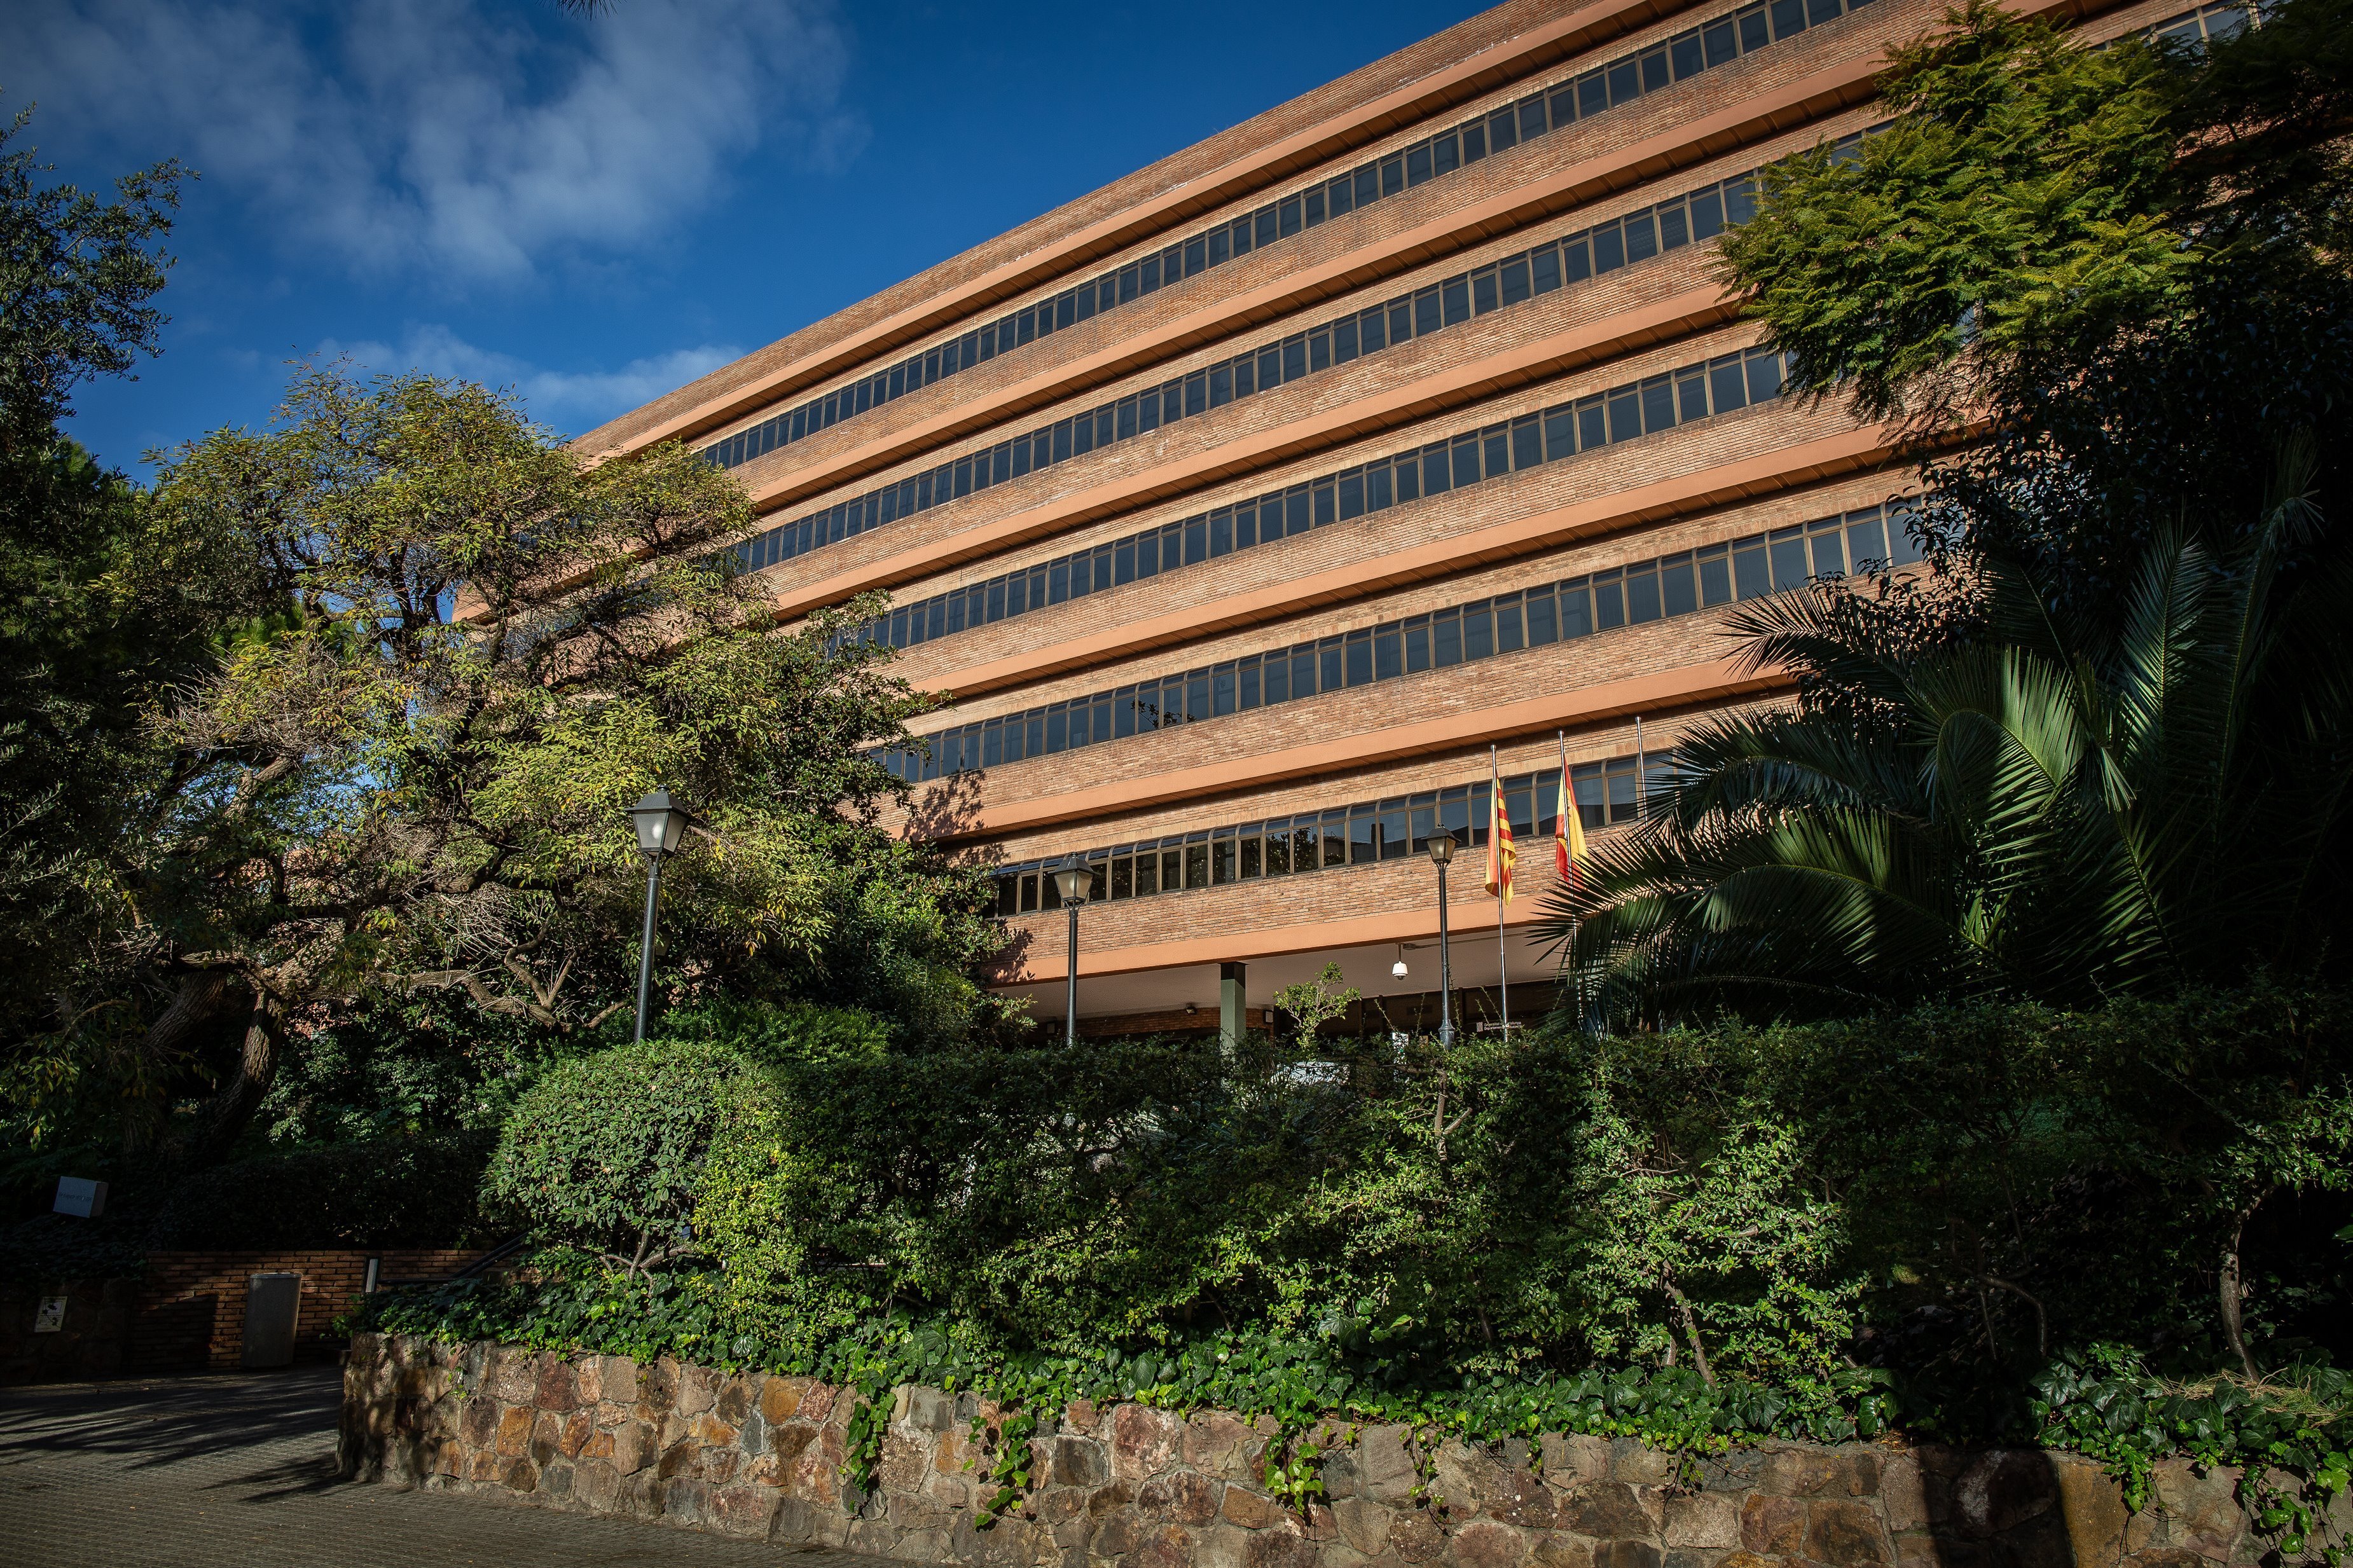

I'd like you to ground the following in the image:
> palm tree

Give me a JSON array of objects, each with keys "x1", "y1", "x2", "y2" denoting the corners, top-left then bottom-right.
[{"x1": 1541, "y1": 441, "x2": 2353, "y2": 1017}]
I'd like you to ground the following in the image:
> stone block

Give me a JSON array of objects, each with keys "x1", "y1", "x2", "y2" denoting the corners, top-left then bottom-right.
[
  {"x1": 534, "y1": 1357, "x2": 579, "y2": 1412},
  {"x1": 1323, "y1": 1445, "x2": 1361, "y2": 1501},
  {"x1": 1112, "y1": 1404, "x2": 1185, "y2": 1480},
  {"x1": 775, "y1": 1494, "x2": 826, "y2": 1544},
  {"x1": 1447, "y1": 1520, "x2": 1530, "y2": 1568},
  {"x1": 674, "y1": 1363, "x2": 720, "y2": 1418},
  {"x1": 1608, "y1": 1440, "x2": 1676, "y2": 1488},
  {"x1": 1542, "y1": 1435, "x2": 1611, "y2": 1488},
  {"x1": 1763, "y1": 1447, "x2": 1877, "y2": 1499},
  {"x1": 759, "y1": 1375, "x2": 811, "y2": 1424},
  {"x1": 501, "y1": 1455, "x2": 539, "y2": 1493},
  {"x1": 661, "y1": 1476, "x2": 710, "y2": 1527},
  {"x1": 878, "y1": 1431, "x2": 930, "y2": 1494},
  {"x1": 1741, "y1": 1494, "x2": 1806, "y2": 1555},
  {"x1": 539, "y1": 1459, "x2": 575, "y2": 1501},
  {"x1": 714, "y1": 1374, "x2": 753, "y2": 1426},
  {"x1": 905, "y1": 1384, "x2": 955, "y2": 1433},
  {"x1": 1049, "y1": 1433, "x2": 1109, "y2": 1489},
  {"x1": 1332, "y1": 1497, "x2": 1393, "y2": 1554},
  {"x1": 2048, "y1": 1453, "x2": 2129, "y2": 1564},
  {"x1": 1437, "y1": 1440, "x2": 1507, "y2": 1513},
  {"x1": 1590, "y1": 1544, "x2": 1660, "y2": 1568},
  {"x1": 574, "y1": 1459, "x2": 621, "y2": 1511},
  {"x1": 1391, "y1": 1508, "x2": 1447, "y2": 1564},
  {"x1": 1878, "y1": 1454, "x2": 1925, "y2": 1533},
  {"x1": 529, "y1": 1408, "x2": 563, "y2": 1464},
  {"x1": 1241, "y1": 1521, "x2": 1317, "y2": 1568},
  {"x1": 1558, "y1": 1483, "x2": 1659, "y2": 1541},
  {"x1": 1063, "y1": 1398, "x2": 1100, "y2": 1436},
  {"x1": 1139, "y1": 1469, "x2": 1220, "y2": 1526},
  {"x1": 1530, "y1": 1534, "x2": 1596, "y2": 1568},
  {"x1": 637, "y1": 1358, "x2": 677, "y2": 1416},
  {"x1": 1187, "y1": 1411, "x2": 1259, "y2": 1480},
  {"x1": 1807, "y1": 1498, "x2": 1894, "y2": 1566},
  {"x1": 1492, "y1": 1466, "x2": 1560, "y2": 1529},
  {"x1": 494, "y1": 1405, "x2": 535, "y2": 1458},
  {"x1": 1663, "y1": 1492, "x2": 1739, "y2": 1550},
  {"x1": 2151, "y1": 1461, "x2": 2248, "y2": 1563},
  {"x1": 1194, "y1": 1523, "x2": 1250, "y2": 1568},
  {"x1": 1225, "y1": 1485, "x2": 1286, "y2": 1530},
  {"x1": 609, "y1": 1419, "x2": 654, "y2": 1475},
  {"x1": 489, "y1": 1347, "x2": 537, "y2": 1405},
  {"x1": 1360, "y1": 1426, "x2": 1420, "y2": 1505},
  {"x1": 461, "y1": 1396, "x2": 498, "y2": 1448},
  {"x1": 887, "y1": 1489, "x2": 956, "y2": 1530}
]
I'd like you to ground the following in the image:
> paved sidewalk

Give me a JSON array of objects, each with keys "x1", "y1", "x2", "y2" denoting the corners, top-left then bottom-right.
[{"x1": 0, "y1": 1365, "x2": 892, "y2": 1567}]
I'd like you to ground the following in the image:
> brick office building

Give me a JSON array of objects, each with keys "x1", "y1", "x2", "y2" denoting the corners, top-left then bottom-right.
[{"x1": 578, "y1": 0, "x2": 2246, "y2": 1036}]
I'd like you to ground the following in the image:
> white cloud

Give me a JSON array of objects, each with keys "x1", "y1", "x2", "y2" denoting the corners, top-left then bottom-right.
[
  {"x1": 314, "y1": 324, "x2": 742, "y2": 430},
  {"x1": 5, "y1": 0, "x2": 859, "y2": 282}
]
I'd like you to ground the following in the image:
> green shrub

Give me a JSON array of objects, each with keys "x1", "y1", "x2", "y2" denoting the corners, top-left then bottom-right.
[{"x1": 483, "y1": 1038, "x2": 752, "y2": 1269}]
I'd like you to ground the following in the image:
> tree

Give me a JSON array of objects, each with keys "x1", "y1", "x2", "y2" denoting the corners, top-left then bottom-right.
[
  {"x1": 1542, "y1": 449, "x2": 2353, "y2": 1011},
  {"x1": 102, "y1": 363, "x2": 998, "y2": 1163},
  {"x1": 1543, "y1": 0, "x2": 2353, "y2": 1013},
  {"x1": 0, "y1": 102, "x2": 256, "y2": 1157}
]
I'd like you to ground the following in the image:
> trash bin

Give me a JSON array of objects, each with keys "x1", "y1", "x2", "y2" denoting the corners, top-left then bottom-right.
[{"x1": 242, "y1": 1273, "x2": 301, "y2": 1368}]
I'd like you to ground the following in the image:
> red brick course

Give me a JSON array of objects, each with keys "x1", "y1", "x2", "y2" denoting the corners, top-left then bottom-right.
[{"x1": 1, "y1": 1248, "x2": 490, "y2": 1384}]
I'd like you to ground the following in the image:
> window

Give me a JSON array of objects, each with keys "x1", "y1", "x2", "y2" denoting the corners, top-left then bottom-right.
[
  {"x1": 873, "y1": 499, "x2": 1912, "y2": 788},
  {"x1": 705, "y1": 0, "x2": 1884, "y2": 480}
]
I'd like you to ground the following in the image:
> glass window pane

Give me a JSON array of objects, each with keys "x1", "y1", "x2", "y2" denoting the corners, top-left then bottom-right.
[
  {"x1": 1608, "y1": 58, "x2": 1641, "y2": 106},
  {"x1": 1770, "y1": 530, "x2": 1810, "y2": 590},
  {"x1": 1662, "y1": 557, "x2": 1698, "y2": 616},
  {"x1": 1641, "y1": 376, "x2": 1677, "y2": 434},
  {"x1": 1627, "y1": 568, "x2": 1662, "y2": 623},
  {"x1": 1847, "y1": 511, "x2": 1889, "y2": 569},
  {"x1": 1699, "y1": 547, "x2": 1733, "y2": 605},
  {"x1": 1711, "y1": 356, "x2": 1749, "y2": 412},
  {"x1": 1595, "y1": 574, "x2": 1625, "y2": 630},
  {"x1": 1771, "y1": 0, "x2": 1808, "y2": 39},
  {"x1": 1672, "y1": 31, "x2": 1705, "y2": 77},
  {"x1": 1745, "y1": 350, "x2": 1786, "y2": 404},
  {"x1": 1561, "y1": 581, "x2": 1593, "y2": 637},
  {"x1": 1625, "y1": 210, "x2": 1657, "y2": 262},
  {"x1": 1641, "y1": 50, "x2": 1670, "y2": 93}
]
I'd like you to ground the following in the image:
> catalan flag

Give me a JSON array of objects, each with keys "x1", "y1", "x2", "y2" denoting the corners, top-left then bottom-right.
[{"x1": 1486, "y1": 759, "x2": 1515, "y2": 902}]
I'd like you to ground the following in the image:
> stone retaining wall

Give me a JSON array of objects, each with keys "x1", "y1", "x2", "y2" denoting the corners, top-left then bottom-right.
[{"x1": 340, "y1": 1333, "x2": 2338, "y2": 1567}]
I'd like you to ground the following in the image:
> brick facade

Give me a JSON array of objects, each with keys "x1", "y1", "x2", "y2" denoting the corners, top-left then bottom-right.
[
  {"x1": 0, "y1": 1249, "x2": 490, "y2": 1385},
  {"x1": 584, "y1": 0, "x2": 2191, "y2": 1023}
]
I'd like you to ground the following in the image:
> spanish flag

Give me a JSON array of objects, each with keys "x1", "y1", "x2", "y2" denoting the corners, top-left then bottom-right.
[
  {"x1": 1486, "y1": 764, "x2": 1516, "y2": 902},
  {"x1": 1556, "y1": 753, "x2": 1586, "y2": 888}
]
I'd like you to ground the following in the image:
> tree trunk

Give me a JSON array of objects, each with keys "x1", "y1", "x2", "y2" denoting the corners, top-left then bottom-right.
[
  {"x1": 1662, "y1": 1277, "x2": 1715, "y2": 1387},
  {"x1": 185, "y1": 987, "x2": 285, "y2": 1166},
  {"x1": 2219, "y1": 1188, "x2": 2273, "y2": 1379}
]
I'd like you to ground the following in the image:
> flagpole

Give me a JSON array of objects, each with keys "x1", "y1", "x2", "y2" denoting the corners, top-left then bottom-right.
[
  {"x1": 1491, "y1": 744, "x2": 1507, "y2": 1035},
  {"x1": 1559, "y1": 728, "x2": 1576, "y2": 1028}
]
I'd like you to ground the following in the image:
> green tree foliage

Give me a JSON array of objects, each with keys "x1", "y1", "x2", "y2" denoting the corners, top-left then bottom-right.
[
  {"x1": 39, "y1": 362, "x2": 1002, "y2": 1165},
  {"x1": 483, "y1": 1038, "x2": 756, "y2": 1272},
  {"x1": 1552, "y1": 0, "x2": 2353, "y2": 1012},
  {"x1": 1543, "y1": 448, "x2": 2353, "y2": 1009},
  {"x1": 0, "y1": 104, "x2": 261, "y2": 1150}
]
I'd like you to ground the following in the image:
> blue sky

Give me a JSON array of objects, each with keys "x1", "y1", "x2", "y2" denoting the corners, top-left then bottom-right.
[{"x1": 7, "y1": 0, "x2": 1491, "y2": 477}]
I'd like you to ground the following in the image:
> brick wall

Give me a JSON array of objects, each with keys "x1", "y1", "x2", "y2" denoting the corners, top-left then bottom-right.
[{"x1": 0, "y1": 1248, "x2": 490, "y2": 1385}]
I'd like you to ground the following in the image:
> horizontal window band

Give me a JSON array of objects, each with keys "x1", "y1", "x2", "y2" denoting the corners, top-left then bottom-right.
[
  {"x1": 850, "y1": 337, "x2": 1822, "y2": 670},
  {"x1": 989, "y1": 753, "x2": 1677, "y2": 918},
  {"x1": 943, "y1": 649, "x2": 1784, "y2": 848},
  {"x1": 717, "y1": 126, "x2": 1887, "y2": 594},
  {"x1": 881, "y1": 500, "x2": 1918, "y2": 788},
  {"x1": 697, "y1": 0, "x2": 1885, "y2": 478}
]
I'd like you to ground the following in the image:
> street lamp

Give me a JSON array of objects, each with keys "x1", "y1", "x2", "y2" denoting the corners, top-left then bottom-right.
[
  {"x1": 1426, "y1": 832, "x2": 1457, "y2": 1047},
  {"x1": 626, "y1": 790, "x2": 697, "y2": 1044},
  {"x1": 1052, "y1": 857, "x2": 1094, "y2": 1047}
]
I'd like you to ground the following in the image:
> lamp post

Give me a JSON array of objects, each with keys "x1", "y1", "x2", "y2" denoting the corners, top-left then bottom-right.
[
  {"x1": 625, "y1": 790, "x2": 696, "y2": 1045},
  {"x1": 1052, "y1": 858, "x2": 1094, "y2": 1047},
  {"x1": 1427, "y1": 832, "x2": 1457, "y2": 1047}
]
